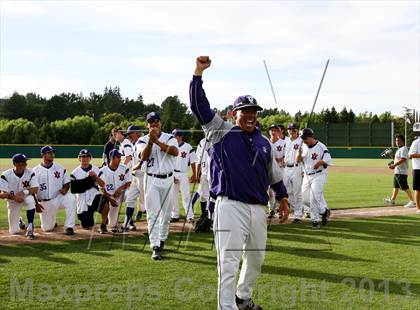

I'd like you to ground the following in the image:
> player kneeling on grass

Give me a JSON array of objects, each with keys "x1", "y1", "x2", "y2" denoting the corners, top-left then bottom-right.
[
  {"x1": 33, "y1": 146, "x2": 76, "y2": 236},
  {"x1": 0, "y1": 154, "x2": 40, "y2": 240},
  {"x1": 383, "y1": 135, "x2": 416, "y2": 208},
  {"x1": 297, "y1": 128, "x2": 331, "y2": 229},
  {"x1": 98, "y1": 149, "x2": 132, "y2": 233},
  {"x1": 70, "y1": 149, "x2": 110, "y2": 234}
]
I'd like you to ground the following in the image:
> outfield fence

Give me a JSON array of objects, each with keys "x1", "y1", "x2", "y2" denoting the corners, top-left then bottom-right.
[{"x1": 0, "y1": 144, "x2": 389, "y2": 159}]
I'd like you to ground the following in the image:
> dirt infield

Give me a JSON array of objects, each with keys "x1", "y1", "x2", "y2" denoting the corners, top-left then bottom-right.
[{"x1": 0, "y1": 206, "x2": 417, "y2": 244}]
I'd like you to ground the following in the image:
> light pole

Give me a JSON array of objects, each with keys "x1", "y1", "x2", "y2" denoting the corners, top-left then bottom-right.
[{"x1": 402, "y1": 106, "x2": 413, "y2": 145}]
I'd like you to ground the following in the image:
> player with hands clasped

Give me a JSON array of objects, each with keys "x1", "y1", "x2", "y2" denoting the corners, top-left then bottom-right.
[
  {"x1": 0, "y1": 154, "x2": 39, "y2": 240},
  {"x1": 138, "y1": 112, "x2": 179, "y2": 261},
  {"x1": 33, "y1": 146, "x2": 76, "y2": 235},
  {"x1": 190, "y1": 56, "x2": 288, "y2": 310},
  {"x1": 297, "y1": 128, "x2": 331, "y2": 229}
]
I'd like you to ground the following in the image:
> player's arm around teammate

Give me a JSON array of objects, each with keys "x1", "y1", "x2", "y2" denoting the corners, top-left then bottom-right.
[
  {"x1": 0, "y1": 154, "x2": 39, "y2": 239},
  {"x1": 70, "y1": 149, "x2": 110, "y2": 234}
]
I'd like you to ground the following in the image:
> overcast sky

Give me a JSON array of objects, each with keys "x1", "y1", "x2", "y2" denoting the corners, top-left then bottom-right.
[{"x1": 1, "y1": 0, "x2": 419, "y2": 116}]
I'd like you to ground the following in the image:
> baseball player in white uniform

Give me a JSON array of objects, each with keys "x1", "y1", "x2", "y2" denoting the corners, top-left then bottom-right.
[
  {"x1": 267, "y1": 124, "x2": 287, "y2": 218},
  {"x1": 0, "y1": 154, "x2": 39, "y2": 239},
  {"x1": 70, "y1": 149, "x2": 110, "y2": 234},
  {"x1": 170, "y1": 128, "x2": 198, "y2": 223},
  {"x1": 123, "y1": 125, "x2": 146, "y2": 232},
  {"x1": 284, "y1": 123, "x2": 305, "y2": 223},
  {"x1": 297, "y1": 128, "x2": 332, "y2": 229},
  {"x1": 139, "y1": 112, "x2": 178, "y2": 260},
  {"x1": 194, "y1": 137, "x2": 215, "y2": 219},
  {"x1": 97, "y1": 149, "x2": 132, "y2": 232},
  {"x1": 33, "y1": 146, "x2": 76, "y2": 235},
  {"x1": 408, "y1": 135, "x2": 420, "y2": 214},
  {"x1": 117, "y1": 129, "x2": 134, "y2": 169}
]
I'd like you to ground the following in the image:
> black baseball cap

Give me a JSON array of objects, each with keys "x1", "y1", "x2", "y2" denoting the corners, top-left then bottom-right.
[
  {"x1": 109, "y1": 149, "x2": 122, "y2": 158},
  {"x1": 300, "y1": 128, "x2": 315, "y2": 139},
  {"x1": 287, "y1": 123, "x2": 298, "y2": 130},
  {"x1": 146, "y1": 112, "x2": 161, "y2": 123},
  {"x1": 12, "y1": 153, "x2": 30, "y2": 164},
  {"x1": 232, "y1": 95, "x2": 263, "y2": 112},
  {"x1": 78, "y1": 149, "x2": 91, "y2": 157},
  {"x1": 127, "y1": 125, "x2": 141, "y2": 134},
  {"x1": 268, "y1": 124, "x2": 279, "y2": 130},
  {"x1": 172, "y1": 128, "x2": 184, "y2": 136},
  {"x1": 40, "y1": 145, "x2": 55, "y2": 154}
]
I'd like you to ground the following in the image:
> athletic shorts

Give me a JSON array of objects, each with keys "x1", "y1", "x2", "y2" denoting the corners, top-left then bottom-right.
[
  {"x1": 77, "y1": 194, "x2": 108, "y2": 229},
  {"x1": 393, "y1": 174, "x2": 409, "y2": 190},
  {"x1": 413, "y1": 170, "x2": 420, "y2": 191}
]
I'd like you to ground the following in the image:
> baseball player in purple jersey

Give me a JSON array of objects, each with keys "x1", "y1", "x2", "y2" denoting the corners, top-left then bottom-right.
[{"x1": 190, "y1": 56, "x2": 288, "y2": 310}]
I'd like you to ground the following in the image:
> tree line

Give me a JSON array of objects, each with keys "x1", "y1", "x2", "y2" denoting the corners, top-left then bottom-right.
[{"x1": 0, "y1": 88, "x2": 409, "y2": 146}]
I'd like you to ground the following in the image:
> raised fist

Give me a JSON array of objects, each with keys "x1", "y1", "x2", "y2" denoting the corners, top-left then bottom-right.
[{"x1": 195, "y1": 56, "x2": 211, "y2": 75}]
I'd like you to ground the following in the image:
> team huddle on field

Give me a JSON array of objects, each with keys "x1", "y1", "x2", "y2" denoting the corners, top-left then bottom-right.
[{"x1": 0, "y1": 115, "x2": 331, "y2": 244}]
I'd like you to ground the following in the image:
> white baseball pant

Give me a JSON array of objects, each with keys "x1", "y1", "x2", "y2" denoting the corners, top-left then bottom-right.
[
  {"x1": 126, "y1": 173, "x2": 146, "y2": 212},
  {"x1": 284, "y1": 166, "x2": 304, "y2": 219},
  {"x1": 108, "y1": 195, "x2": 125, "y2": 228},
  {"x1": 171, "y1": 172, "x2": 193, "y2": 219},
  {"x1": 144, "y1": 175, "x2": 174, "y2": 248},
  {"x1": 197, "y1": 173, "x2": 210, "y2": 203},
  {"x1": 7, "y1": 196, "x2": 35, "y2": 234},
  {"x1": 302, "y1": 172, "x2": 328, "y2": 222},
  {"x1": 214, "y1": 196, "x2": 267, "y2": 310},
  {"x1": 39, "y1": 193, "x2": 75, "y2": 231}
]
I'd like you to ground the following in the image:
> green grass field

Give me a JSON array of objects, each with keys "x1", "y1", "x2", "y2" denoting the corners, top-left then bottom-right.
[{"x1": 0, "y1": 216, "x2": 419, "y2": 309}]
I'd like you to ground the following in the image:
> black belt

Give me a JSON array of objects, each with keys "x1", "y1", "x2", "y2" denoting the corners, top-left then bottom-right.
[
  {"x1": 174, "y1": 170, "x2": 181, "y2": 172},
  {"x1": 38, "y1": 198, "x2": 51, "y2": 202},
  {"x1": 286, "y1": 164, "x2": 299, "y2": 167},
  {"x1": 147, "y1": 172, "x2": 173, "y2": 179},
  {"x1": 307, "y1": 170, "x2": 323, "y2": 176}
]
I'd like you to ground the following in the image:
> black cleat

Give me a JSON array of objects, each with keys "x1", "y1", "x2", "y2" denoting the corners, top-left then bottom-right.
[
  {"x1": 160, "y1": 240, "x2": 165, "y2": 251},
  {"x1": 117, "y1": 227, "x2": 129, "y2": 234},
  {"x1": 312, "y1": 221, "x2": 321, "y2": 229},
  {"x1": 305, "y1": 212, "x2": 311, "y2": 219},
  {"x1": 321, "y1": 208, "x2": 331, "y2": 226},
  {"x1": 26, "y1": 230, "x2": 35, "y2": 240},
  {"x1": 151, "y1": 246, "x2": 162, "y2": 260},
  {"x1": 187, "y1": 218, "x2": 194, "y2": 224},
  {"x1": 129, "y1": 224, "x2": 137, "y2": 231},
  {"x1": 18, "y1": 217, "x2": 26, "y2": 230},
  {"x1": 170, "y1": 217, "x2": 179, "y2": 223},
  {"x1": 111, "y1": 227, "x2": 119, "y2": 233},
  {"x1": 65, "y1": 227, "x2": 74, "y2": 236},
  {"x1": 135, "y1": 211, "x2": 143, "y2": 221},
  {"x1": 292, "y1": 219, "x2": 302, "y2": 224},
  {"x1": 267, "y1": 210, "x2": 275, "y2": 219},
  {"x1": 236, "y1": 295, "x2": 264, "y2": 310},
  {"x1": 100, "y1": 224, "x2": 108, "y2": 234}
]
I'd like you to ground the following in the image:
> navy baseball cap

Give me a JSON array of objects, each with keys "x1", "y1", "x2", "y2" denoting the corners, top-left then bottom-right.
[
  {"x1": 232, "y1": 95, "x2": 263, "y2": 112},
  {"x1": 172, "y1": 128, "x2": 184, "y2": 136},
  {"x1": 78, "y1": 149, "x2": 91, "y2": 157},
  {"x1": 300, "y1": 128, "x2": 315, "y2": 139},
  {"x1": 40, "y1": 145, "x2": 55, "y2": 154},
  {"x1": 12, "y1": 153, "x2": 30, "y2": 164},
  {"x1": 146, "y1": 112, "x2": 161, "y2": 123},
  {"x1": 268, "y1": 124, "x2": 279, "y2": 130},
  {"x1": 127, "y1": 125, "x2": 141, "y2": 134},
  {"x1": 287, "y1": 123, "x2": 298, "y2": 130},
  {"x1": 109, "y1": 149, "x2": 122, "y2": 158}
]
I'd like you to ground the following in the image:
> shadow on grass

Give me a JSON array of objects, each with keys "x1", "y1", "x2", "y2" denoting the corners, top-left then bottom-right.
[{"x1": 262, "y1": 264, "x2": 420, "y2": 297}]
